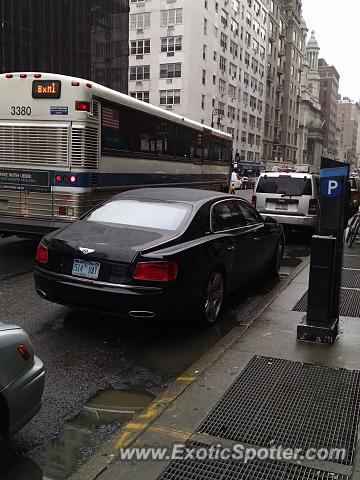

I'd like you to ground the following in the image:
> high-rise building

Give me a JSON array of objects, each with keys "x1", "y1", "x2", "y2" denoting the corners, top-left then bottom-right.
[
  {"x1": 263, "y1": 0, "x2": 305, "y2": 168},
  {"x1": 0, "y1": 0, "x2": 129, "y2": 92},
  {"x1": 278, "y1": 0, "x2": 304, "y2": 165},
  {"x1": 336, "y1": 99, "x2": 360, "y2": 166},
  {"x1": 318, "y1": 59, "x2": 340, "y2": 159},
  {"x1": 129, "y1": 0, "x2": 269, "y2": 168},
  {"x1": 297, "y1": 30, "x2": 324, "y2": 169},
  {"x1": 263, "y1": 0, "x2": 288, "y2": 166}
]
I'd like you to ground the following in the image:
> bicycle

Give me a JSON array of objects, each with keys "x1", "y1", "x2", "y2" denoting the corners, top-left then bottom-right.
[{"x1": 346, "y1": 207, "x2": 360, "y2": 247}]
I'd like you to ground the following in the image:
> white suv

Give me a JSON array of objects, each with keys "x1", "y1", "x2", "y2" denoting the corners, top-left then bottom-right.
[{"x1": 252, "y1": 172, "x2": 319, "y2": 231}]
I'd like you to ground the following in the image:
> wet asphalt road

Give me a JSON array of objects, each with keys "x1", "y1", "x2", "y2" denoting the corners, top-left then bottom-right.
[{"x1": 0, "y1": 189, "x2": 311, "y2": 476}]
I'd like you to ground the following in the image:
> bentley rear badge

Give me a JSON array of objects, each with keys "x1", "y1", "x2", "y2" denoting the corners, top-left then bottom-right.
[{"x1": 79, "y1": 247, "x2": 95, "y2": 254}]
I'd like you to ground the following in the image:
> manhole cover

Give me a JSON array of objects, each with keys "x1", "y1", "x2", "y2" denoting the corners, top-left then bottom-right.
[{"x1": 198, "y1": 356, "x2": 360, "y2": 466}]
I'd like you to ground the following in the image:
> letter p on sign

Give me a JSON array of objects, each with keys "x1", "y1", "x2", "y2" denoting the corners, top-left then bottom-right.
[{"x1": 321, "y1": 178, "x2": 342, "y2": 198}]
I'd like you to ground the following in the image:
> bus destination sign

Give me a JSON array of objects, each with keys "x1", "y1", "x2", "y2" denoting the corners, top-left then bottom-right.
[
  {"x1": 0, "y1": 169, "x2": 50, "y2": 192},
  {"x1": 32, "y1": 80, "x2": 61, "y2": 99}
]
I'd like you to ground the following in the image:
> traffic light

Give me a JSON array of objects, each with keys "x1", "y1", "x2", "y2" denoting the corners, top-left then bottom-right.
[{"x1": 197, "y1": 133, "x2": 203, "y2": 145}]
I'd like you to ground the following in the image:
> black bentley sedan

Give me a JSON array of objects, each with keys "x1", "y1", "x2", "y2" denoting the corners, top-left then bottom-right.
[{"x1": 34, "y1": 188, "x2": 284, "y2": 324}]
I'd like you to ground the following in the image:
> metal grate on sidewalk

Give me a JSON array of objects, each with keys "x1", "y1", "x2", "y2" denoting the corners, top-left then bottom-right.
[
  {"x1": 197, "y1": 356, "x2": 360, "y2": 466},
  {"x1": 293, "y1": 288, "x2": 360, "y2": 317},
  {"x1": 158, "y1": 441, "x2": 350, "y2": 480}
]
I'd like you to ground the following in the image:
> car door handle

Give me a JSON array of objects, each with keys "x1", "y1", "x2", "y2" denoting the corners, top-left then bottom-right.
[
  {"x1": 227, "y1": 246, "x2": 235, "y2": 251},
  {"x1": 253, "y1": 237, "x2": 260, "y2": 241}
]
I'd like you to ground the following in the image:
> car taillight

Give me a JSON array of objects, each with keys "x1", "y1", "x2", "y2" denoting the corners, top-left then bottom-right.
[
  {"x1": 133, "y1": 261, "x2": 178, "y2": 281},
  {"x1": 17, "y1": 344, "x2": 32, "y2": 361},
  {"x1": 35, "y1": 243, "x2": 48, "y2": 263},
  {"x1": 252, "y1": 195, "x2": 257, "y2": 208},
  {"x1": 308, "y1": 199, "x2": 318, "y2": 215}
]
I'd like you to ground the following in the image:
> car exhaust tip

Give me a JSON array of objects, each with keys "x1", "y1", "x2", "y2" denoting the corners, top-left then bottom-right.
[
  {"x1": 128, "y1": 311, "x2": 156, "y2": 319},
  {"x1": 36, "y1": 289, "x2": 47, "y2": 298}
]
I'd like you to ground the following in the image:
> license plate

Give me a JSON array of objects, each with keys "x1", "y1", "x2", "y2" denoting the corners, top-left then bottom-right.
[
  {"x1": 275, "y1": 203, "x2": 288, "y2": 211},
  {"x1": 72, "y1": 259, "x2": 100, "y2": 279}
]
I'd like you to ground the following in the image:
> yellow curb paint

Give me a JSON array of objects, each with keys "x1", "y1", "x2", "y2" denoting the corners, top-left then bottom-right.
[{"x1": 176, "y1": 376, "x2": 196, "y2": 382}]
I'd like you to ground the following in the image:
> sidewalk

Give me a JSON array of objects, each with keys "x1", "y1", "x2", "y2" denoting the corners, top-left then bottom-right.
[{"x1": 73, "y1": 246, "x2": 360, "y2": 480}]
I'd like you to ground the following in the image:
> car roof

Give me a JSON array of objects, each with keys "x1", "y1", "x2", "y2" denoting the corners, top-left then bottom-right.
[
  {"x1": 109, "y1": 188, "x2": 235, "y2": 206},
  {"x1": 259, "y1": 172, "x2": 318, "y2": 178}
]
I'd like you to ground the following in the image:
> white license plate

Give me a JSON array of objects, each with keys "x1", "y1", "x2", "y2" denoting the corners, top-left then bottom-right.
[
  {"x1": 72, "y1": 259, "x2": 100, "y2": 279},
  {"x1": 276, "y1": 203, "x2": 288, "y2": 211}
]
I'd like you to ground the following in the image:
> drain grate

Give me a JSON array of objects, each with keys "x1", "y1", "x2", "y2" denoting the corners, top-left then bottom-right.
[
  {"x1": 342, "y1": 269, "x2": 360, "y2": 288},
  {"x1": 198, "y1": 356, "x2": 360, "y2": 466},
  {"x1": 293, "y1": 288, "x2": 360, "y2": 317},
  {"x1": 343, "y1": 255, "x2": 360, "y2": 269},
  {"x1": 157, "y1": 441, "x2": 349, "y2": 480}
]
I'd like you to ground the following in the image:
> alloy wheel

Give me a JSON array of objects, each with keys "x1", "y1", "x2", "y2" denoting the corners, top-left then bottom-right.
[{"x1": 204, "y1": 271, "x2": 224, "y2": 324}]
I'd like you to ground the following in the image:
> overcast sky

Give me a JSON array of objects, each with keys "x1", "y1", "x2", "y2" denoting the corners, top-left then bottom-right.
[{"x1": 301, "y1": 0, "x2": 359, "y2": 101}]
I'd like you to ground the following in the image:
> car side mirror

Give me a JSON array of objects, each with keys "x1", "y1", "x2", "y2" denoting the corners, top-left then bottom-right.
[{"x1": 264, "y1": 215, "x2": 277, "y2": 224}]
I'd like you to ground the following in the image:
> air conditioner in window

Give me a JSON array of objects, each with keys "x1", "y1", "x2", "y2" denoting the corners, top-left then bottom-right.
[
  {"x1": 166, "y1": 79, "x2": 173, "y2": 84},
  {"x1": 137, "y1": 29, "x2": 144, "y2": 33},
  {"x1": 166, "y1": 105, "x2": 173, "y2": 110},
  {"x1": 136, "y1": 81, "x2": 143, "y2": 86}
]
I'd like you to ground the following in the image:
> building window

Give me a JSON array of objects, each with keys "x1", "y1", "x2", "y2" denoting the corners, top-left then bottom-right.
[
  {"x1": 204, "y1": 18, "x2": 208, "y2": 34},
  {"x1": 220, "y1": 33, "x2": 228, "y2": 50},
  {"x1": 130, "y1": 65, "x2": 150, "y2": 81},
  {"x1": 221, "y1": 9, "x2": 228, "y2": 27},
  {"x1": 160, "y1": 89, "x2": 181, "y2": 105},
  {"x1": 201, "y1": 94, "x2": 205, "y2": 109},
  {"x1": 130, "y1": 91, "x2": 150, "y2": 103},
  {"x1": 130, "y1": 39, "x2": 151, "y2": 55},
  {"x1": 160, "y1": 62, "x2": 182, "y2": 78},
  {"x1": 231, "y1": 18, "x2": 239, "y2": 36},
  {"x1": 219, "y1": 78, "x2": 226, "y2": 94},
  {"x1": 228, "y1": 106, "x2": 235, "y2": 120},
  {"x1": 161, "y1": 8, "x2": 183, "y2": 26},
  {"x1": 219, "y1": 55, "x2": 226, "y2": 73},
  {"x1": 130, "y1": 12, "x2": 151, "y2": 29},
  {"x1": 241, "y1": 131, "x2": 247, "y2": 142},
  {"x1": 203, "y1": 44, "x2": 207, "y2": 59},
  {"x1": 161, "y1": 36, "x2": 182, "y2": 52},
  {"x1": 202, "y1": 69, "x2": 206, "y2": 85}
]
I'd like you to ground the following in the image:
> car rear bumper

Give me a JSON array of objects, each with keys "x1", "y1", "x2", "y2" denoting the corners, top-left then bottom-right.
[
  {"x1": 34, "y1": 266, "x2": 183, "y2": 318},
  {"x1": 261, "y1": 213, "x2": 317, "y2": 228},
  {"x1": 2, "y1": 355, "x2": 45, "y2": 436}
]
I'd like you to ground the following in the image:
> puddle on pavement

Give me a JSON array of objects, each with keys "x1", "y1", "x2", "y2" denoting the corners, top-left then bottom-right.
[{"x1": 5, "y1": 388, "x2": 154, "y2": 480}]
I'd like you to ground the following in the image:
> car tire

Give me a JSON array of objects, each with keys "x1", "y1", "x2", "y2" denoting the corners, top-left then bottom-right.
[
  {"x1": 268, "y1": 238, "x2": 284, "y2": 278},
  {"x1": 197, "y1": 270, "x2": 225, "y2": 325}
]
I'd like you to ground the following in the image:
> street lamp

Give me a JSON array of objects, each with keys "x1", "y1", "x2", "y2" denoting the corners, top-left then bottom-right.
[{"x1": 211, "y1": 108, "x2": 221, "y2": 128}]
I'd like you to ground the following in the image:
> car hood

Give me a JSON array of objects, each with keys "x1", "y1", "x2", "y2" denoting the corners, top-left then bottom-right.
[{"x1": 46, "y1": 220, "x2": 180, "y2": 263}]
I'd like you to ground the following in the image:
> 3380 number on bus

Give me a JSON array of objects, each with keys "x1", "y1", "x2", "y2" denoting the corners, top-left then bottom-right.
[{"x1": 10, "y1": 106, "x2": 32, "y2": 116}]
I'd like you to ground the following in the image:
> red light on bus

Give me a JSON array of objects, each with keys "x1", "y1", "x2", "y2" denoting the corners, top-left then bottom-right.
[
  {"x1": 5, "y1": 74, "x2": 13, "y2": 78},
  {"x1": 75, "y1": 101, "x2": 90, "y2": 112},
  {"x1": 58, "y1": 207, "x2": 67, "y2": 216},
  {"x1": 34, "y1": 74, "x2": 41, "y2": 78},
  {"x1": 86, "y1": 83, "x2": 92, "y2": 89},
  {"x1": 55, "y1": 175, "x2": 62, "y2": 183},
  {"x1": 63, "y1": 176, "x2": 69, "y2": 183},
  {"x1": 70, "y1": 175, "x2": 77, "y2": 184},
  {"x1": 71, "y1": 81, "x2": 80, "y2": 86},
  {"x1": 20, "y1": 74, "x2": 27, "y2": 78}
]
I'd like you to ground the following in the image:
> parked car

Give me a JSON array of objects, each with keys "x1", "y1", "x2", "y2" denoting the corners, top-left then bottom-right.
[
  {"x1": 240, "y1": 177, "x2": 253, "y2": 190},
  {"x1": 349, "y1": 176, "x2": 360, "y2": 217},
  {"x1": 0, "y1": 323, "x2": 45, "y2": 460},
  {"x1": 34, "y1": 188, "x2": 284, "y2": 325},
  {"x1": 252, "y1": 172, "x2": 319, "y2": 231}
]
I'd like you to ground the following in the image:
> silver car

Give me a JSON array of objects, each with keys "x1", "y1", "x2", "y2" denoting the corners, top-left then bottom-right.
[
  {"x1": 0, "y1": 322, "x2": 45, "y2": 460},
  {"x1": 252, "y1": 172, "x2": 320, "y2": 231}
]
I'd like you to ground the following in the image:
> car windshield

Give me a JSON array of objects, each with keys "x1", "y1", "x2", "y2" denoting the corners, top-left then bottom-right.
[
  {"x1": 86, "y1": 199, "x2": 191, "y2": 231},
  {"x1": 256, "y1": 176, "x2": 312, "y2": 196}
]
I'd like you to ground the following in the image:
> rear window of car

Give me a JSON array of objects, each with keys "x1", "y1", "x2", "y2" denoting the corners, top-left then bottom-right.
[
  {"x1": 256, "y1": 176, "x2": 312, "y2": 196},
  {"x1": 86, "y1": 200, "x2": 191, "y2": 231}
]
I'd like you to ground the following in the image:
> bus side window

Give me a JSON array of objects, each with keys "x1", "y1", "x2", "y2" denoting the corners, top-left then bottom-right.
[
  {"x1": 102, "y1": 104, "x2": 131, "y2": 152},
  {"x1": 213, "y1": 140, "x2": 222, "y2": 162},
  {"x1": 175, "y1": 126, "x2": 192, "y2": 159}
]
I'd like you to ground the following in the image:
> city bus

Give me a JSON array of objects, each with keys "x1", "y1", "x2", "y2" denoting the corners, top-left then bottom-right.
[{"x1": 0, "y1": 72, "x2": 232, "y2": 237}]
